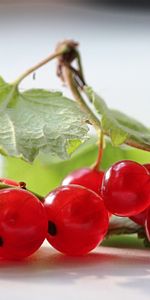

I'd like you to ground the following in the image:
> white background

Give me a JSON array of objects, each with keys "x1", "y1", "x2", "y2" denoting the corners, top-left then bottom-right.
[
  {"x1": 0, "y1": 1, "x2": 150, "y2": 299},
  {"x1": 0, "y1": 1, "x2": 150, "y2": 126}
]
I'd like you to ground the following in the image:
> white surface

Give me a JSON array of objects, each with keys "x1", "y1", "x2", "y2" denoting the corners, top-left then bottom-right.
[
  {"x1": 0, "y1": 2, "x2": 150, "y2": 299},
  {"x1": 1, "y1": 242, "x2": 150, "y2": 300}
]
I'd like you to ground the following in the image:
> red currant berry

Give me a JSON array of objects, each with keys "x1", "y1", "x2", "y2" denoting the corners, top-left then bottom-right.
[
  {"x1": 133, "y1": 164, "x2": 150, "y2": 226},
  {"x1": 102, "y1": 160, "x2": 150, "y2": 217},
  {"x1": 130, "y1": 208, "x2": 148, "y2": 226},
  {"x1": 143, "y1": 164, "x2": 150, "y2": 174},
  {"x1": 0, "y1": 189, "x2": 47, "y2": 260},
  {"x1": 44, "y1": 185, "x2": 109, "y2": 256},
  {"x1": 62, "y1": 168, "x2": 104, "y2": 194},
  {"x1": 130, "y1": 163, "x2": 150, "y2": 226},
  {"x1": 0, "y1": 178, "x2": 19, "y2": 187}
]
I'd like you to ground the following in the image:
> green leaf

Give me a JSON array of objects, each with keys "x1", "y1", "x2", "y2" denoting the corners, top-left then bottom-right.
[
  {"x1": 102, "y1": 234, "x2": 146, "y2": 249},
  {"x1": 85, "y1": 86, "x2": 150, "y2": 151},
  {"x1": 66, "y1": 139, "x2": 83, "y2": 155},
  {"x1": 0, "y1": 77, "x2": 89, "y2": 162}
]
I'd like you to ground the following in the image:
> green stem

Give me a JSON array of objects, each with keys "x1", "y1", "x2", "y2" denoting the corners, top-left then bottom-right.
[
  {"x1": 62, "y1": 65, "x2": 100, "y2": 130},
  {"x1": 0, "y1": 183, "x2": 44, "y2": 203},
  {"x1": 12, "y1": 47, "x2": 68, "y2": 86},
  {"x1": 75, "y1": 50, "x2": 86, "y2": 85}
]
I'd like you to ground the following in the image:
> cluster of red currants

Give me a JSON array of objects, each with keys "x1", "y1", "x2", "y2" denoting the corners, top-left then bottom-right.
[{"x1": 0, "y1": 160, "x2": 150, "y2": 260}]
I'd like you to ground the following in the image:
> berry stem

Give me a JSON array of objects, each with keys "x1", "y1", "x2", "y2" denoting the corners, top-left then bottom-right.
[
  {"x1": 0, "y1": 183, "x2": 44, "y2": 202},
  {"x1": 93, "y1": 130, "x2": 104, "y2": 171}
]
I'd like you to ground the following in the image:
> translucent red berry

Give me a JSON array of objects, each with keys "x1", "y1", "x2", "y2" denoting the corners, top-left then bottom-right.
[
  {"x1": 143, "y1": 164, "x2": 150, "y2": 174},
  {"x1": 0, "y1": 188, "x2": 47, "y2": 260},
  {"x1": 0, "y1": 178, "x2": 19, "y2": 187},
  {"x1": 131, "y1": 164, "x2": 150, "y2": 225},
  {"x1": 44, "y1": 184, "x2": 109, "y2": 256},
  {"x1": 131, "y1": 163, "x2": 150, "y2": 226},
  {"x1": 102, "y1": 160, "x2": 150, "y2": 217},
  {"x1": 62, "y1": 167, "x2": 104, "y2": 194},
  {"x1": 130, "y1": 163, "x2": 150, "y2": 225}
]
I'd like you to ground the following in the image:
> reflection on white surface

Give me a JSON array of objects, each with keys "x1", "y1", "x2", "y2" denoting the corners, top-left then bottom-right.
[{"x1": 0, "y1": 242, "x2": 150, "y2": 300}]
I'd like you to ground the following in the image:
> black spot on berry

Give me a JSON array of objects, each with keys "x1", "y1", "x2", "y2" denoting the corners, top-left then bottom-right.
[
  {"x1": 48, "y1": 221, "x2": 57, "y2": 236},
  {"x1": 0, "y1": 237, "x2": 4, "y2": 247}
]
